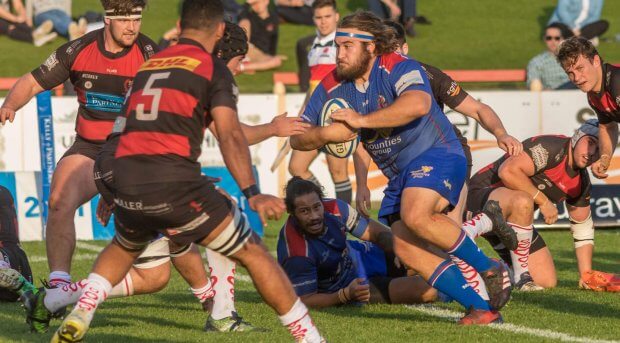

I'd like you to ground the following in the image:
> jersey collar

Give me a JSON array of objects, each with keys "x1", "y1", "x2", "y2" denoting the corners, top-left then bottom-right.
[{"x1": 177, "y1": 37, "x2": 208, "y2": 52}]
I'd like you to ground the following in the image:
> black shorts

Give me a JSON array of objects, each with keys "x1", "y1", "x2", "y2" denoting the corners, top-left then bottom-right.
[
  {"x1": 453, "y1": 126, "x2": 473, "y2": 179},
  {"x1": 483, "y1": 228, "x2": 547, "y2": 266},
  {"x1": 0, "y1": 243, "x2": 33, "y2": 302},
  {"x1": 465, "y1": 187, "x2": 495, "y2": 219},
  {"x1": 114, "y1": 177, "x2": 233, "y2": 248},
  {"x1": 93, "y1": 139, "x2": 118, "y2": 205},
  {"x1": 368, "y1": 251, "x2": 408, "y2": 304},
  {"x1": 61, "y1": 136, "x2": 103, "y2": 161},
  {"x1": 0, "y1": 186, "x2": 18, "y2": 244}
]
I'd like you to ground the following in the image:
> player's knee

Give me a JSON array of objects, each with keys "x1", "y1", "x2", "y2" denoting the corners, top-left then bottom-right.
[
  {"x1": 400, "y1": 210, "x2": 429, "y2": 235},
  {"x1": 135, "y1": 266, "x2": 170, "y2": 293},
  {"x1": 48, "y1": 191, "x2": 75, "y2": 214},
  {"x1": 509, "y1": 191, "x2": 535, "y2": 218}
]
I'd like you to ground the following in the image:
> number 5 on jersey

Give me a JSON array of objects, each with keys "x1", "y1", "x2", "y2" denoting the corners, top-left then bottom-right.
[{"x1": 136, "y1": 72, "x2": 170, "y2": 121}]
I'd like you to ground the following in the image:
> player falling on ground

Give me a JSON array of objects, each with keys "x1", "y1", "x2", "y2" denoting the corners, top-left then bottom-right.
[
  {"x1": 291, "y1": 11, "x2": 512, "y2": 325},
  {"x1": 288, "y1": 0, "x2": 353, "y2": 204},
  {"x1": 51, "y1": 1, "x2": 325, "y2": 341},
  {"x1": 0, "y1": 0, "x2": 158, "y2": 290},
  {"x1": 354, "y1": 19, "x2": 522, "y2": 298},
  {"x1": 464, "y1": 120, "x2": 619, "y2": 292},
  {"x1": 13, "y1": 20, "x2": 310, "y2": 334},
  {"x1": 277, "y1": 177, "x2": 453, "y2": 307}
]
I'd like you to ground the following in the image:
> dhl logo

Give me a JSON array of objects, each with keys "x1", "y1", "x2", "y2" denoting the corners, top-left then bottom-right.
[{"x1": 139, "y1": 56, "x2": 201, "y2": 72}]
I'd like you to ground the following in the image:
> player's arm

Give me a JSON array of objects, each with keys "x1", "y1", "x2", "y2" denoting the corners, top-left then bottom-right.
[
  {"x1": 453, "y1": 96, "x2": 523, "y2": 155},
  {"x1": 209, "y1": 114, "x2": 309, "y2": 146},
  {"x1": 567, "y1": 204, "x2": 594, "y2": 276},
  {"x1": 594, "y1": 121, "x2": 618, "y2": 177},
  {"x1": 0, "y1": 73, "x2": 44, "y2": 124},
  {"x1": 337, "y1": 199, "x2": 394, "y2": 253},
  {"x1": 353, "y1": 145, "x2": 372, "y2": 216},
  {"x1": 331, "y1": 90, "x2": 431, "y2": 129}
]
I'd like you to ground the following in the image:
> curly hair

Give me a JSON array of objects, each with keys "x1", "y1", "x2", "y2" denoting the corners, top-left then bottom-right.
[
  {"x1": 557, "y1": 36, "x2": 599, "y2": 69},
  {"x1": 284, "y1": 177, "x2": 325, "y2": 213},
  {"x1": 100, "y1": 0, "x2": 146, "y2": 14},
  {"x1": 214, "y1": 21, "x2": 248, "y2": 63},
  {"x1": 338, "y1": 11, "x2": 398, "y2": 55}
]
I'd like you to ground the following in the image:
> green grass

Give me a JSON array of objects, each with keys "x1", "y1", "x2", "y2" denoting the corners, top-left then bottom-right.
[
  {"x1": 1, "y1": 0, "x2": 620, "y2": 93},
  {"x1": 0, "y1": 221, "x2": 619, "y2": 342}
]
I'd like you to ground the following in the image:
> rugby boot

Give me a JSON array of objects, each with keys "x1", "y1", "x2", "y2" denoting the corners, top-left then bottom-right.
[
  {"x1": 515, "y1": 272, "x2": 544, "y2": 292},
  {"x1": 480, "y1": 258, "x2": 512, "y2": 310},
  {"x1": 579, "y1": 270, "x2": 620, "y2": 292},
  {"x1": 204, "y1": 311, "x2": 264, "y2": 332},
  {"x1": 201, "y1": 296, "x2": 214, "y2": 316},
  {"x1": 21, "y1": 287, "x2": 52, "y2": 333},
  {"x1": 51, "y1": 308, "x2": 90, "y2": 343},
  {"x1": 482, "y1": 200, "x2": 518, "y2": 250},
  {"x1": 0, "y1": 267, "x2": 22, "y2": 290},
  {"x1": 458, "y1": 307, "x2": 503, "y2": 325}
]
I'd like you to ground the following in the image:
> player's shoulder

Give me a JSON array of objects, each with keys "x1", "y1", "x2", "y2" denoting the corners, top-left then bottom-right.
[
  {"x1": 318, "y1": 68, "x2": 342, "y2": 94},
  {"x1": 527, "y1": 134, "x2": 569, "y2": 145},
  {"x1": 279, "y1": 219, "x2": 310, "y2": 258},
  {"x1": 135, "y1": 33, "x2": 160, "y2": 56},
  {"x1": 378, "y1": 52, "x2": 411, "y2": 73},
  {"x1": 322, "y1": 198, "x2": 343, "y2": 216},
  {"x1": 605, "y1": 63, "x2": 620, "y2": 95}
]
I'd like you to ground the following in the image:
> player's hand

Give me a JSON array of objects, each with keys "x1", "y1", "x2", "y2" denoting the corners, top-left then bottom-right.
[
  {"x1": 248, "y1": 194, "x2": 286, "y2": 226},
  {"x1": 321, "y1": 122, "x2": 357, "y2": 144},
  {"x1": 356, "y1": 184, "x2": 371, "y2": 217},
  {"x1": 271, "y1": 113, "x2": 310, "y2": 137},
  {"x1": 591, "y1": 156, "x2": 610, "y2": 179},
  {"x1": 539, "y1": 200, "x2": 558, "y2": 225},
  {"x1": 330, "y1": 108, "x2": 365, "y2": 129},
  {"x1": 96, "y1": 199, "x2": 114, "y2": 227},
  {"x1": 346, "y1": 278, "x2": 370, "y2": 303},
  {"x1": 496, "y1": 134, "x2": 522, "y2": 156},
  {"x1": 0, "y1": 107, "x2": 16, "y2": 125}
]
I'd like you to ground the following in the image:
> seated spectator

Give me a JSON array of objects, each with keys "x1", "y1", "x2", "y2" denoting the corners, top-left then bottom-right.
[
  {"x1": 0, "y1": 0, "x2": 56, "y2": 46},
  {"x1": 548, "y1": 0, "x2": 608, "y2": 43},
  {"x1": 277, "y1": 178, "x2": 442, "y2": 309},
  {"x1": 527, "y1": 23, "x2": 576, "y2": 90},
  {"x1": 367, "y1": 0, "x2": 416, "y2": 37},
  {"x1": 239, "y1": 0, "x2": 283, "y2": 72},
  {"x1": 275, "y1": 0, "x2": 314, "y2": 26},
  {"x1": 296, "y1": 0, "x2": 338, "y2": 92},
  {"x1": 28, "y1": 0, "x2": 87, "y2": 41}
]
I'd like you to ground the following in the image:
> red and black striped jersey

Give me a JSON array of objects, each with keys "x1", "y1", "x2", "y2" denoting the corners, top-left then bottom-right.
[
  {"x1": 587, "y1": 63, "x2": 620, "y2": 125},
  {"x1": 114, "y1": 38, "x2": 238, "y2": 191},
  {"x1": 469, "y1": 135, "x2": 591, "y2": 207},
  {"x1": 31, "y1": 29, "x2": 158, "y2": 143}
]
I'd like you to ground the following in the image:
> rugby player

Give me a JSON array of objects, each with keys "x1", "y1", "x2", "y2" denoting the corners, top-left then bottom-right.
[
  {"x1": 290, "y1": 11, "x2": 511, "y2": 324},
  {"x1": 278, "y1": 177, "x2": 444, "y2": 307},
  {"x1": 0, "y1": 0, "x2": 158, "y2": 289},
  {"x1": 354, "y1": 20, "x2": 522, "y2": 299},
  {"x1": 52, "y1": 1, "x2": 324, "y2": 341},
  {"x1": 288, "y1": 0, "x2": 353, "y2": 204},
  {"x1": 465, "y1": 120, "x2": 619, "y2": 292},
  {"x1": 558, "y1": 36, "x2": 619, "y2": 181},
  {"x1": 0, "y1": 186, "x2": 36, "y2": 303}
]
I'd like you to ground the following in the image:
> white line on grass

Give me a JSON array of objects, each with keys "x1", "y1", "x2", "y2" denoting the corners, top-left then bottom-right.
[
  {"x1": 406, "y1": 304, "x2": 620, "y2": 343},
  {"x1": 29, "y1": 254, "x2": 99, "y2": 263},
  {"x1": 76, "y1": 242, "x2": 105, "y2": 252}
]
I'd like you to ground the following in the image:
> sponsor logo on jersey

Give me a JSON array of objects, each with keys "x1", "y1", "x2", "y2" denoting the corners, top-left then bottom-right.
[
  {"x1": 84, "y1": 81, "x2": 93, "y2": 89},
  {"x1": 538, "y1": 184, "x2": 546, "y2": 190},
  {"x1": 395, "y1": 69, "x2": 424, "y2": 95},
  {"x1": 85, "y1": 92, "x2": 125, "y2": 112},
  {"x1": 410, "y1": 166, "x2": 433, "y2": 179},
  {"x1": 529, "y1": 143, "x2": 549, "y2": 171},
  {"x1": 43, "y1": 52, "x2": 59, "y2": 71},
  {"x1": 448, "y1": 81, "x2": 461, "y2": 97},
  {"x1": 443, "y1": 179, "x2": 452, "y2": 190},
  {"x1": 366, "y1": 127, "x2": 393, "y2": 144},
  {"x1": 139, "y1": 56, "x2": 202, "y2": 72},
  {"x1": 166, "y1": 212, "x2": 209, "y2": 236}
]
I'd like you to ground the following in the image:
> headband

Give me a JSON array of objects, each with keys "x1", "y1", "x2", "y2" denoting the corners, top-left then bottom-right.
[
  {"x1": 335, "y1": 30, "x2": 374, "y2": 41},
  {"x1": 105, "y1": 7, "x2": 143, "y2": 20}
]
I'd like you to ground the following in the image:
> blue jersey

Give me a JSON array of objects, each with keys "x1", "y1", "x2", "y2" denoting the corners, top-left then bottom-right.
[
  {"x1": 277, "y1": 199, "x2": 372, "y2": 296},
  {"x1": 302, "y1": 53, "x2": 462, "y2": 180}
]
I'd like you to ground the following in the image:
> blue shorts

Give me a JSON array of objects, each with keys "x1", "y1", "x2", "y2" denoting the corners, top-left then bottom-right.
[
  {"x1": 348, "y1": 241, "x2": 387, "y2": 278},
  {"x1": 378, "y1": 146, "x2": 467, "y2": 220}
]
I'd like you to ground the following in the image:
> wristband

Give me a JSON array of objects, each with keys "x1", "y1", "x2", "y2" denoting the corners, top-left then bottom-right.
[
  {"x1": 337, "y1": 288, "x2": 348, "y2": 303},
  {"x1": 242, "y1": 184, "x2": 261, "y2": 199},
  {"x1": 532, "y1": 190, "x2": 541, "y2": 201}
]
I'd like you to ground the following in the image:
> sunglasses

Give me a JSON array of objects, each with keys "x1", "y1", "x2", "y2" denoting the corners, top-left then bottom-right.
[{"x1": 545, "y1": 36, "x2": 562, "y2": 41}]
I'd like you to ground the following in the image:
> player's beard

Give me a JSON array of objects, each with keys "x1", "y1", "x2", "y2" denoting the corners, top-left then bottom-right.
[
  {"x1": 110, "y1": 24, "x2": 138, "y2": 48},
  {"x1": 336, "y1": 48, "x2": 372, "y2": 81}
]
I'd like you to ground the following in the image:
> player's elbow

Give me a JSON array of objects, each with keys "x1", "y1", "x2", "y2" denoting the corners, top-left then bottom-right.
[{"x1": 290, "y1": 135, "x2": 316, "y2": 151}]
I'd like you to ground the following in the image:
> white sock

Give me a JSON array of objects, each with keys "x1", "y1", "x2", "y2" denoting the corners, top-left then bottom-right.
[
  {"x1": 461, "y1": 213, "x2": 493, "y2": 239},
  {"x1": 109, "y1": 273, "x2": 134, "y2": 298},
  {"x1": 191, "y1": 281, "x2": 214, "y2": 304},
  {"x1": 0, "y1": 260, "x2": 10, "y2": 269},
  {"x1": 508, "y1": 223, "x2": 534, "y2": 283},
  {"x1": 44, "y1": 280, "x2": 88, "y2": 313},
  {"x1": 48, "y1": 271, "x2": 71, "y2": 287},
  {"x1": 450, "y1": 255, "x2": 490, "y2": 301},
  {"x1": 206, "y1": 249, "x2": 236, "y2": 320},
  {"x1": 279, "y1": 298, "x2": 323, "y2": 343},
  {"x1": 73, "y1": 273, "x2": 112, "y2": 324}
]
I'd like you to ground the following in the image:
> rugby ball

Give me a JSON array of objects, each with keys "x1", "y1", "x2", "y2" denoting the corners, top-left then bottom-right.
[{"x1": 320, "y1": 98, "x2": 359, "y2": 158}]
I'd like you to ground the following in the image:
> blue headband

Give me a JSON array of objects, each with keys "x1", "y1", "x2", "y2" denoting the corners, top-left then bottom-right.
[{"x1": 335, "y1": 31, "x2": 375, "y2": 41}]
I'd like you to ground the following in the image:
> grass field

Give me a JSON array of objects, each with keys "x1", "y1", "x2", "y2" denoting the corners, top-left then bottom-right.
[
  {"x1": 0, "y1": 221, "x2": 618, "y2": 342},
  {"x1": 1, "y1": 0, "x2": 620, "y2": 93}
]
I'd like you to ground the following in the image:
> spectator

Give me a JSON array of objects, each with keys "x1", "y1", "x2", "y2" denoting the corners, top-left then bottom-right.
[
  {"x1": 548, "y1": 0, "x2": 608, "y2": 42},
  {"x1": 367, "y1": 0, "x2": 416, "y2": 37},
  {"x1": 275, "y1": 0, "x2": 314, "y2": 26},
  {"x1": 296, "y1": 0, "x2": 338, "y2": 92},
  {"x1": 0, "y1": 0, "x2": 56, "y2": 46},
  {"x1": 527, "y1": 23, "x2": 576, "y2": 91},
  {"x1": 28, "y1": 0, "x2": 87, "y2": 40},
  {"x1": 239, "y1": 0, "x2": 283, "y2": 72}
]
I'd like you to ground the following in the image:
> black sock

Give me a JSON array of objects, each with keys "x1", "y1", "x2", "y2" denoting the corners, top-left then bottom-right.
[{"x1": 334, "y1": 179, "x2": 352, "y2": 204}]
